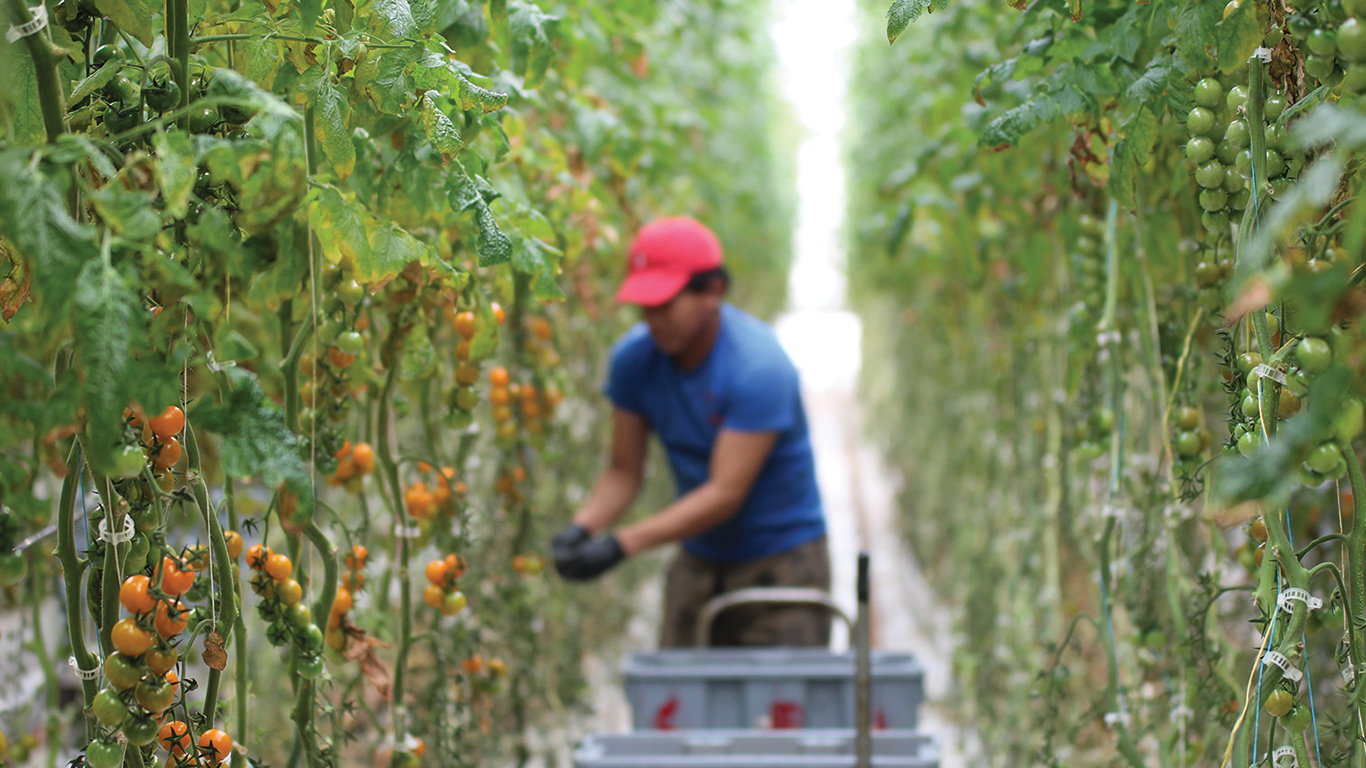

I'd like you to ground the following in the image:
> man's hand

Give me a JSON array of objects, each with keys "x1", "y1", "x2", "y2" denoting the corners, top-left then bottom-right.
[
  {"x1": 555, "y1": 533, "x2": 626, "y2": 581},
  {"x1": 550, "y1": 523, "x2": 591, "y2": 573}
]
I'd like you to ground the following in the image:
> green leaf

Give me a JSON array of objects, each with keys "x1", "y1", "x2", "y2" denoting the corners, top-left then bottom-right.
[
  {"x1": 886, "y1": 0, "x2": 930, "y2": 43},
  {"x1": 419, "y1": 92, "x2": 462, "y2": 162},
  {"x1": 5, "y1": 46, "x2": 45, "y2": 145},
  {"x1": 92, "y1": 0, "x2": 156, "y2": 46},
  {"x1": 468, "y1": 292, "x2": 499, "y2": 359},
  {"x1": 511, "y1": 235, "x2": 564, "y2": 302},
  {"x1": 1217, "y1": 0, "x2": 1263, "y2": 74},
  {"x1": 308, "y1": 71, "x2": 356, "y2": 178},
  {"x1": 1110, "y1": 108, "x2": 1159, "y2": 208},
  {"x1": 88, "y1": 183, "x2": 162, "y2": 243},
  {"x1": 155, "y1": 129, "x2": 196, "y2": 219},
  {"x1": 508, "y1": 1, "x2": 558, "y2": 87},
  {"x1": 189, "y1": 368, "x2": 312, "y2": 514},
  {"x1": 0, "y1": 149, "x2": 100, "y2": 313},
  {"x1": 361, "y1": 224, "x2": 431, "y2": 283},
  {"x1": 473, "y1": 204, "x2": 511, "y2": 266},
  {"x1": 399, "y1": 324, "x2": 437, "y2": 380},
  {"x1": 1175, "y1": 0, "x2": 1221, "y2": 71},
  {"x1": 456, "y1": 75, "x2": 508, "y2": 112},
  {"x1": 359, "y1": 0, "x2": 417, "y2": 38},
  {"x1": 308, "y1": 186, "x2": 371, "y2": 266},
  {"x1": 489, "y1": 0, "x2": 506, "y2": 20},
  {"x1": 68, "y1": 59, "x2": 124, "y2": 106},
  {"x1": 1123, "y1": 54, "x2": 1171, "y2": 105},
  {"x1": 978, "y1": 86, "x2": 1088, "y2": 148},
  {"x1": 355, "y1": 49, "x2": 411, "y2": 114},
  {"x1": 74, "y1": 258, "x2": 140, "y2": 473},
  {"x1": 300, "y1": 0, "x2": 322, "y2": 35},
  {"x1": 242, "y1": 36, "x2": 284, "y2": 89}
]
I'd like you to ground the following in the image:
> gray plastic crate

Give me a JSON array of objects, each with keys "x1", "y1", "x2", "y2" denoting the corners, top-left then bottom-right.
[
  {"x1": 623, "y1": 649, "x2": 924, "y2": 730},
  {"x1": 573, "y1": 729, "x2": 938, "y2": 768}
]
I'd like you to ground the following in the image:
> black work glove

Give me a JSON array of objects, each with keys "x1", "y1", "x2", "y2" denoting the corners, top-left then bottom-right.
[
  {"x1": 556, "y1": 533, "x2": 626, "y2": 581},
  {"x1": 551, "y1": 523, "x2": 591, "y2": 574}
]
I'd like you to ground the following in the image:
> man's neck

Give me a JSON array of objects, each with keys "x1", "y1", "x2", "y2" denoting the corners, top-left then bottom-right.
[{"x1": 671, "y1": 308, "x2": 723, "y2": 372}]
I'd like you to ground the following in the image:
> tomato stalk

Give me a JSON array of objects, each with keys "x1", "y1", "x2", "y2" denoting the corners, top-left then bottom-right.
[
  {"x1": 288, "y1": 520, "x2": 335, "y2": 768},
  {"x1": 375, "y1": 362, "x2": 413, "y2": 755},
  {"x1": 56, "y1": 444, "x2": 99, "y2": 715},
  {"x1": 2, "y1": 0, "x2": 67, "y2": 143},
  {"x1": 98, "y1": 476, "x2": 122, "y2": 658},
  {"x1": 186, "y1": 425, "x2": 238, "y2": 723}
]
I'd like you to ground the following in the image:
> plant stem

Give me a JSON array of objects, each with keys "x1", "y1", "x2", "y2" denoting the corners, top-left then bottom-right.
[
  {"x1": 376, "y1": 363, "x2": 412, "y2": 756},
  {"x1": 56, "y1": 444, "x2": 100, "y2": 714},
  {"x1": 3, "y1": 0, "x2": 66, "y2": 142}
]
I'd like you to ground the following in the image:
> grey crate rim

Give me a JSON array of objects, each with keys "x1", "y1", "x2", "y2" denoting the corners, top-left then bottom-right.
[
  {"x1": 624, "y1": 649, "x2": 925, "y2": 680},
  {"x1": 573, "y1": 729, "x2": 940, "y2": 768}
]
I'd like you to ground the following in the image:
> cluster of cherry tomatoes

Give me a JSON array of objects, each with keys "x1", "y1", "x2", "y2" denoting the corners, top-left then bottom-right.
[
  {"x1": 245, "y1": 545, "x2": 326, "y2": 677},
  {"x1": 423, "y1": 554, "x2": 468, "y2": 617},
  {"x1": 404, "y1": 463, "x2": 466, "y2": 520},
  {"x1": 326, "y1": 440, "x2": 377, "y2": 491},
  {"x1": 326, "y1": 545, "x2": 368, "y2": 651}
]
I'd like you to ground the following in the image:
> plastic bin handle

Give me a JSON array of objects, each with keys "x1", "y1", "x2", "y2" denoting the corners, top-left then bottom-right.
[{"x1": 693, "y1": 587, "x2": 854, "y2": 647}]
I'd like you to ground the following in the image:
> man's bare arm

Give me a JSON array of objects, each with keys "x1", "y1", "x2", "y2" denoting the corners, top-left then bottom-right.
[
  {"x1": 572, "y1": 408, "x2": 650, "y2": 533},
  {"x1": 614, "y1": 429, "x2": 779, "y2": 555}
]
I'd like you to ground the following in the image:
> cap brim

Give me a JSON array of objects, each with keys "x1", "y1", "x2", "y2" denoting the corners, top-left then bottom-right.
[{"x1": 615, "y1": 270, "x2": 691, "y2": 306}]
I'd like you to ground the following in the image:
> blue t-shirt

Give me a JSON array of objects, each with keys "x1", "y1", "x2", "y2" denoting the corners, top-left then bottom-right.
[{"x1": 604, "y1": 303, "x2": 825, "y2": 563}]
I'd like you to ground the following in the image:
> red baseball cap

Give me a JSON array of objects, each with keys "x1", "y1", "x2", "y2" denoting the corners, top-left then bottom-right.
[{"x1": 615, "y1": 217, "x2": 723, "y2": 306}]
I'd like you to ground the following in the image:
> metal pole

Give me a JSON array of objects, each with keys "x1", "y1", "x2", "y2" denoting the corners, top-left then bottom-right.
[{"x1": 856, "y1": 551, "x2": 872, "y2": 768}]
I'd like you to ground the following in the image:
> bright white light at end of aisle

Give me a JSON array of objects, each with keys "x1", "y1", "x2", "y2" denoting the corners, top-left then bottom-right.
[{"x1": 770, "y1": 0, "x2": 858, "y2": 315}]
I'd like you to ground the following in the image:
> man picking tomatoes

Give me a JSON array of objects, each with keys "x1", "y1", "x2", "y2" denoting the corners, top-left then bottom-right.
[{"x1": 551, "y1": 217, "x2": 830, "y2": 647}]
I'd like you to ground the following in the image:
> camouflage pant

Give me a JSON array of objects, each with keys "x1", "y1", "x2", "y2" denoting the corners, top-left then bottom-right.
[{"x1": 659, "y1": 536, "x2": 832, "y2": 648}]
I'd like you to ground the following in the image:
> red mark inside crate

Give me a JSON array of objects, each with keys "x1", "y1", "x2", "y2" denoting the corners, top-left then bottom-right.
[
  {"x1": 654, "y1": 696, "x2": 679, "y2": 730},
  {"x1": 770, "y1": 701, "x2": 804, "y2": 728}
]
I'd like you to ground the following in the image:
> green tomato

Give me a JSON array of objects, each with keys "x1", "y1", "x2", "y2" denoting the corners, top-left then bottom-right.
[
  {"x1": 336, "y1": 279, "x2": 364, "y2": 307},
  {"x1": 1225, "y1": 119, "x2": 1251, "y2": 148},
  {"x1": 1307, "y1": 443, "x2": 1342, "y2": 474},
  {"x1": 298, "y1": 653, "x2": 326, "y2": 679},
  {"x1": 286, "y1": 603, "x2": 313, "y2": 632},
  {"x1": 1265, "y1": 94, "x2": 1287, "y2": 120},
  {"x1": 1264, "y1": 123, "x2": 1287, "y2": 151},
  {"x1": 1297, "y1": 336, "x2": 1333, "y2": 373},
  {"x1": 110, "y1": 443, "x2": 146, "y2": 479},
  {"x1": 1201, "y1": 210, "x2": 1230, "y2": 231},
  {"x1": 300, "y1": 624, "x2": 325, "y2": 653},
  {"x1": 335, "y1": 330, "x2": 365, "y2": 356},
  {"x1": 1237, "y1": 351, "x2": 1264, "y2": 375},
  {"x1": 92, "y1": 44, "x2": 124, "y2": 68},
  {"x1": 1298, "y1": 462, "x2": 1330, "y2": 487},
  {"x1": 1308, "y1": 28, "x2": 1338, "y2": 57},
  {"x1": 1282, "y1": 704, "x2": 1314, "y2": 733},
  {"x1": 134, "y1": 679, "x2": 175, "y2": 714},
  {"x1": 103, "y1": 652, "x2": 142, "y2": 690},
  {"x1": 1195, "y1": 161, "x2": 1226, "y2": 188},
  {"x1": 144, "y1": 78, "x2": 182, "y2": 113},
  {"x1": 1234, "y1": 149, "x2": 1253, "y2": 178},
  {"x1": 1199, "y1": 188, "x2": 1228, "y2": 211},
  {"x1": 1342, "y1": 18, "x2": 1366, "y2": 57},
  {"x1": 1237, "y1": 429, "x2": 1259, "y2": 457},
  {"x1": 91, "y1": 688, "x2": 127, "y2": 727},
  {"x1": 103, "y1": 74, "x2": 137, "y2": 105},
  {"x1": 130, "y1": 505, "x2": 159, "y2": 535},
  {"x1": 1187, "y1": 106, "x2": 1217, "y2": 136},
  {"x1": 1174, "y1": 430, "x2": 1203, "y2": 457},
  {"x1": 1344, "y1": 63, "x2": 1366, "y2": 92},
  {"x1": 102, "y1": 104, "x2": 141, "y2": 135},
  {"x1": 1265, "y1": 149, "x2": 1286, "y2": 178},
  {"x1": 1335, "y1": 398, "x2": 1365, "y2": 442},
  {"x1": 0, "y1": 552, "x2": 26, "y2": 587},
  {"x1": 84, "y1": 741, "x2": 125, "y2": 768},
  {"x1": 1228, "y1": 188, "x2": 1250, "y2": 211},
  {"x1": 1306, "y1": 53, "x2": 1337, "y2": 81},
  {"x1": 1216, "y1": 138, "x2": 1239, "y2": 164},
  {"x1": 1186, "y1": 136, "x2": 1216, "y2": 164},
  {"x1": 123, "y1": 715, "x2": 159, "y2": 746},
  {"x1": 1264, "y1": 688, "x2": 1295, "y2": 717},
  {"x1": 1226, "y1": 84, "x2": 1249, "y2": 111},
  {"x1": 1241, "y1": 394, "x2": 1260, "y2": 419},
  {"x1": 1194, "y1": 78, "x2": 1224, "y2": 107},
  {"x1": 188, "y1": 106, "x2": 220, "y2": 134}
]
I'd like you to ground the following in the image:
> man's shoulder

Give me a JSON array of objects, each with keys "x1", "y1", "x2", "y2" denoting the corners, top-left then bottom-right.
[
  {"x1": 609, "y1": 323, "x2": 658, "y2": 371},
  {"x1": 721, "y1": 305, "x2": 797, "y2": 375}
]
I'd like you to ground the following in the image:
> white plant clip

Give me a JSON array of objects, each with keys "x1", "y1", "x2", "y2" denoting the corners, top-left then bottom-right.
[
  {"x1": 1100, "y1": 504, "x2": 1126, "y2": 519},
  {"x1": 1345, "y1": 666, "x2": 1357, "y2": 685},
  {"x1": 68, "y1": 656, "x2": 100, "y2": 680},
  {"x1": 1103, "y1": 710, "x2": 1130, "y2": 729},
  {"x1": 5, "y1": 3, "x2": 47, "y2": 43},
  {"x1": 97, "y1": 516, "x2": 136, "y2": 545},
  {"x1": 1097, "y1": 330, "x2": 1122, "y2": 348},
  {"x1": 1263, "y1": 650, "x2": 1303, "y2": 683},
  {"x1": 1251, "y1": 364, "x2": 1287, "y2": 385},
  {"x1": 392, "y1": 524, "x2": 422, "y2": 539},
  {"x1": 1277, "y1": 587, "x2": 1322, "y2": 614},
  {"x1": 1169, "y1": 704, "x2": 1194, "y2": 722},
  {"x1": 1273, "y1": 746, "x2": 1298, "y2": 767},
  {"x1": 1253, "y1": 47, "x2": 1274, "y2": 63}
]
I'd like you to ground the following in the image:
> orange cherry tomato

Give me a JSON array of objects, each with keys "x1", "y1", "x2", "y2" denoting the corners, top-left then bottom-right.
[
  {"x1": 158, "y1": 720, "x2": 191, "y2": 754},
  {"x1": 452, "y1": 311, "x2": 477, "y2": 339},
  {"x1": 491, "y1": 302, "x2": 505, "y2": 325},
  {"x1": 489, "y1": 366, "x2": 510, "y2": 387},
  {"x1": 328, "y1": 347, "x2": 357, "y2": 369},
  {"x1": 265, "y1": 553, "x2": 293, "y2": 582},
  {"x1": 245, "y1": 544, "x2": 271, "y2": 570},
  {"x1": 351, "y1": 443, "x2": 375, "y2": 474},
  {"x1": 345, "y1": 545, "x2": 368, "y2": 570},
  {"x1": 198, "y1": 728, "x2": 232, "y2": 764},
  {"x1": 277, "y1": 578, "x2": 303, "y2": 606},
  {"x1": 425, "y1": 560, "x2": 448, "y2": 586},
  {"x1": 152, "y1": 437, "x2": 182, "y2": 470},
  {"x1": 333, "y1": 440, "x2": 352, "y2": 460},
  {"x1": 157, "y1": 557, "x2": 195, "y2": 596},
  {"x1": 111, "y1": 618, "x2": 152, "y2": 657},
  {"x1": 341, "y1": 571, "x2": 366, "y2": 592},
  {"x1": 331, "y1": 587, "x2": 353, "y2": 615},
  {"x1": 223, "y1": 530, "x2": 244, "y2": 560},
  {"x1": 164, "y1": 669, "x2": 179, "y2": 693},
  {"x1": 489, "y1": 387, "x2": 511, "y2": 406},
  {"x1": 455, "y1": 363, "x2": 480, "y2": 386},
  {"x1": 154, "y1": 599, "x2": 188, "y2": 638},
  {"x1": 119, "y1": 574, "x2": 156, "y2": 615},
  {"x1": 444, "y1": 553, "x2": 466, "y2": 578},
  {"x1": 423, "y1": 583, "x2": 446, "y2": 609},
  {"x1": 148, "y1": 406, "x2": 185, "y2": 441}
]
